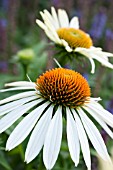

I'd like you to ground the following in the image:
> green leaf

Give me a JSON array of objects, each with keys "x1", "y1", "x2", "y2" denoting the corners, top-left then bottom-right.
[{"x1": 0, "y1": 151, "x2": 12, "y2": 170}]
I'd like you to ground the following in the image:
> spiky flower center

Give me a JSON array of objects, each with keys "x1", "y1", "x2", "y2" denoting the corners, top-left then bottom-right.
[
  {"x1": 57, "y1": 28, "x2": 93, "y2": 49},
  {"x1": 36, "y1": 68, "x2": 90, "y2": 108}
]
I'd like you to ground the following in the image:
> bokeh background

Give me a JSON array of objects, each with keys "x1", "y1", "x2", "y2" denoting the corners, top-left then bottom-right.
[{"x1": 0, "y1": 0, "x2": 113, "y2": 169}]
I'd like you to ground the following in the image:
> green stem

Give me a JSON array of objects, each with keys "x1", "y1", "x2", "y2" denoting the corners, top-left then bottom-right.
[
  {"x1": 22, "y1": 63, "x2": 28, "y2": 81},
  {"x1": 19, "y1": 144, "x2": 24, "y2": 161}
]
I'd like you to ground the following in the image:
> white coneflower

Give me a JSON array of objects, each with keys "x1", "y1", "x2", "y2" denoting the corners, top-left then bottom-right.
[
  {"x1": 36, "y1": 7, "x2": 113, "y2": 73},
  {"x1": 0, "y1": 68, "x2": 113, "y2": 170}
]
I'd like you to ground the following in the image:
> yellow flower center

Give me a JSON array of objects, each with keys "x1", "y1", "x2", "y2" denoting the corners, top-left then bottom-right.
[
  {"x1": 36, "y1": 68, "x2": 90, "y2": 108},
  {"x1": 57, "y1": 28, "x2": 93, "y2": 49}
]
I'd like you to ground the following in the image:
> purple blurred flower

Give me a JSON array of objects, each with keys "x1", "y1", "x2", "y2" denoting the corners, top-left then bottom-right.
[
  {"x1": 0, "y1": 0, "x2": 8, "y2": 10},
  {"x1": 105, "y1": 29, "x2": 113, "y2": 40},
  {"x1": 0, "y1": 61, "x2": 8, "y2": 72},
  {"x1": 89, "y1": 8, "x2": 107, "y2": 39},
  {"x1": 0, "y1": 19, "x2": 7, "y2": 28},
  {"x1": 106, "y1": 98, "x2": 113, "y2": 114}
]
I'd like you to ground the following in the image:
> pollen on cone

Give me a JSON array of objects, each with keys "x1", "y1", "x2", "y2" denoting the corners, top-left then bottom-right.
[{"x1": 36, "y1": 68, "x2": 90, "y2": 108}]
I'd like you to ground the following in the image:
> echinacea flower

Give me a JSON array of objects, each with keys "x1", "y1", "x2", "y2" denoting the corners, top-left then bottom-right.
[
  {"x1": 0, "y1": 68, "x2": 113, "y2": 170},
  {"x1": 36, "y1": 7, "x2": 113, "y2": 73}
]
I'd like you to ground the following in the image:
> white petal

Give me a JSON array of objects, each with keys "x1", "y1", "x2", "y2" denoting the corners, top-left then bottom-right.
[
  {"x1": 48, "y1": 28, "x2": 61, "y2": 43},
  {"x1": 44, "y1": 9, "x2": 57, "y2": 30},
  {"x1": 36, "y1": 19, "x2": 47, "y2": 30},
  {"x1": 65, "y1": 45, "x2": 73, "y2": 52},
  {"x1": 59, "y1": 39, "x2": 73, "y2": 52},
  {"x1": 25, "y1": 105, "x2": 53, "y2": 163},
  {"x1": 66, "y1": 107, "x2": 80, "y2": 166},
  {"x1": 44, "y1": 9, "x2": 56, "y2": 26},
  {"x1": 90, "y1": 97, "x2": 101, "y2": 102},
  {"x1": 44, "y1": 26, "x2": 61, "y2": 44},
  {"x1": 5, "y1": 81, "x2": 35, "y2": 87},
  {"x1": 69, "y1": 17, "x2": 79, "y2": 29},
  {"x1": 0, "y1": 95, "x2": 38, "y2": 116},
  {"x1": 91, "y1": 53, "x2": 113, "y2": 69},
  {"x1": 0, "y1": 87, "x2": 34, "y2": 92},
  {"x1": 83, "y1": 105, "x2": 113, "y2": 139},
  {"x1": 0, "y1": 91, "x2": 36, "y2": 105},
  {"x1": 72, "y1": 109, "x2": 91, "y2": 170},
  {"x1": 102, "y1": 51, "x2": 113, "y2": 57},
  {"x1": 90, "y1": 47, "x2": 113, "y2": 57},
  {"x1": 81, "y1": 46, "x2": 113, "y2": 68},
  {"x1": 75, "y1": 47, "x2": 93, "y2": 58},
  {"x1": 39, "y1": 9, "x2": 62, "y2": 44},
  {"x1": 40, "y1": 11, "x2": 45, "y2": 21},
  {"x1": 44, "y1": 28, "x2": 57, "y2": 42},
  {"x1": 51, "y1": 7, "x2": 60, "y2": 29},
  {"x1": 75, "y1": 47, "x2": 113, "y2": 71},
  {"x1": 41, "y1": 14, "x2": 59, "y2": 43},
  {"x1": 87, "y1": 102, "x2": 113, "y2": 128},
  {"x1": 42, "y1": 13, "x2": 56, "y2": 32},
  {"x1": 0, "y1": 100, "x2": 40, "y2": 133},
  {"x1": 60, "y1": 39, "x2": 68, "y2": 46},
  {"x1": 58, "y1": 9, "x2": 69, "y2": 27},
  {"x1": 88, "y1": 58, "x2": 95, "y2": 74},
  {"x1": 6, "y1": 101, "x2": 50, "y2": 151},
  {"x1": 78, "y1": 108, "x2": 110, "y2": 162},
  {"x1": 43, "y1": 106, "x2": 62, "y2": 170}
]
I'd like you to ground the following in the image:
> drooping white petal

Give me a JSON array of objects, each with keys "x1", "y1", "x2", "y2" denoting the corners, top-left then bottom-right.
[
  {"x1": 81, "y1": 47, "x2": 113, "y2": 68},
  {"x1": 87, "y1": 102, "x2": 113, "y2": 128},
  {"x1": 83, "y1": 105, "x2": 113, "y2": 139},
  {"x1": 51, "y1": 7, "x2": 60, "y2": 29},
  {"x1": 43, "y1": 106, "x2": 62, "y2": 170},
  {"x1": 90, "y1": 46, "x2": 113, "y2": 58},
  {"x1": 58, "y1": 9, "x2": 69, "y2": 27},
  {"x1": 6, "y1": 101, "x2": 50, "y2": 151},
  {"x1": 72, "y1": 109, "x2": 91, "y2": 170},
  {"x1": 88, "y1": 57, "x2": 95, "y2": 74},
  {"x1": 4, "y1": 81, "x2": 35, "y2": 87},
  {"x1": 0, "y1": 100, "x2": 40, "y2": 133},
  {"x1": 0, "y1": 95, "x2": 38, "y2": 116},
  {"x1": 75, "y1": 47, "x2": 113, "y2": 72},
  {"x1": 0, "y1": 91, "x2": 36, "y2": 105},
  {"x1": 101, "y1": 51, "x2": 113, "y2": 57},
  {"x1": 36, "y1": 19, "x2": 47, "y2": 30},
  {"x1": 66, "y1": 107, "x2": 80, "y2": 166},
  {"x1": 78, "y1": 108, "x2": 110, "y2": 162},
  {"x1": 0, "y1": 87, "x2": 35, "y2": 92},
  {"x1": 69, "y1": 17, "x2": 79, "y2": 29},
  {"x1": 91, "y1": 53, "x2": 113, "y2": 69},
  {"x1": 25, "y1": 105, "x2": 53, "y2": 163}
]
